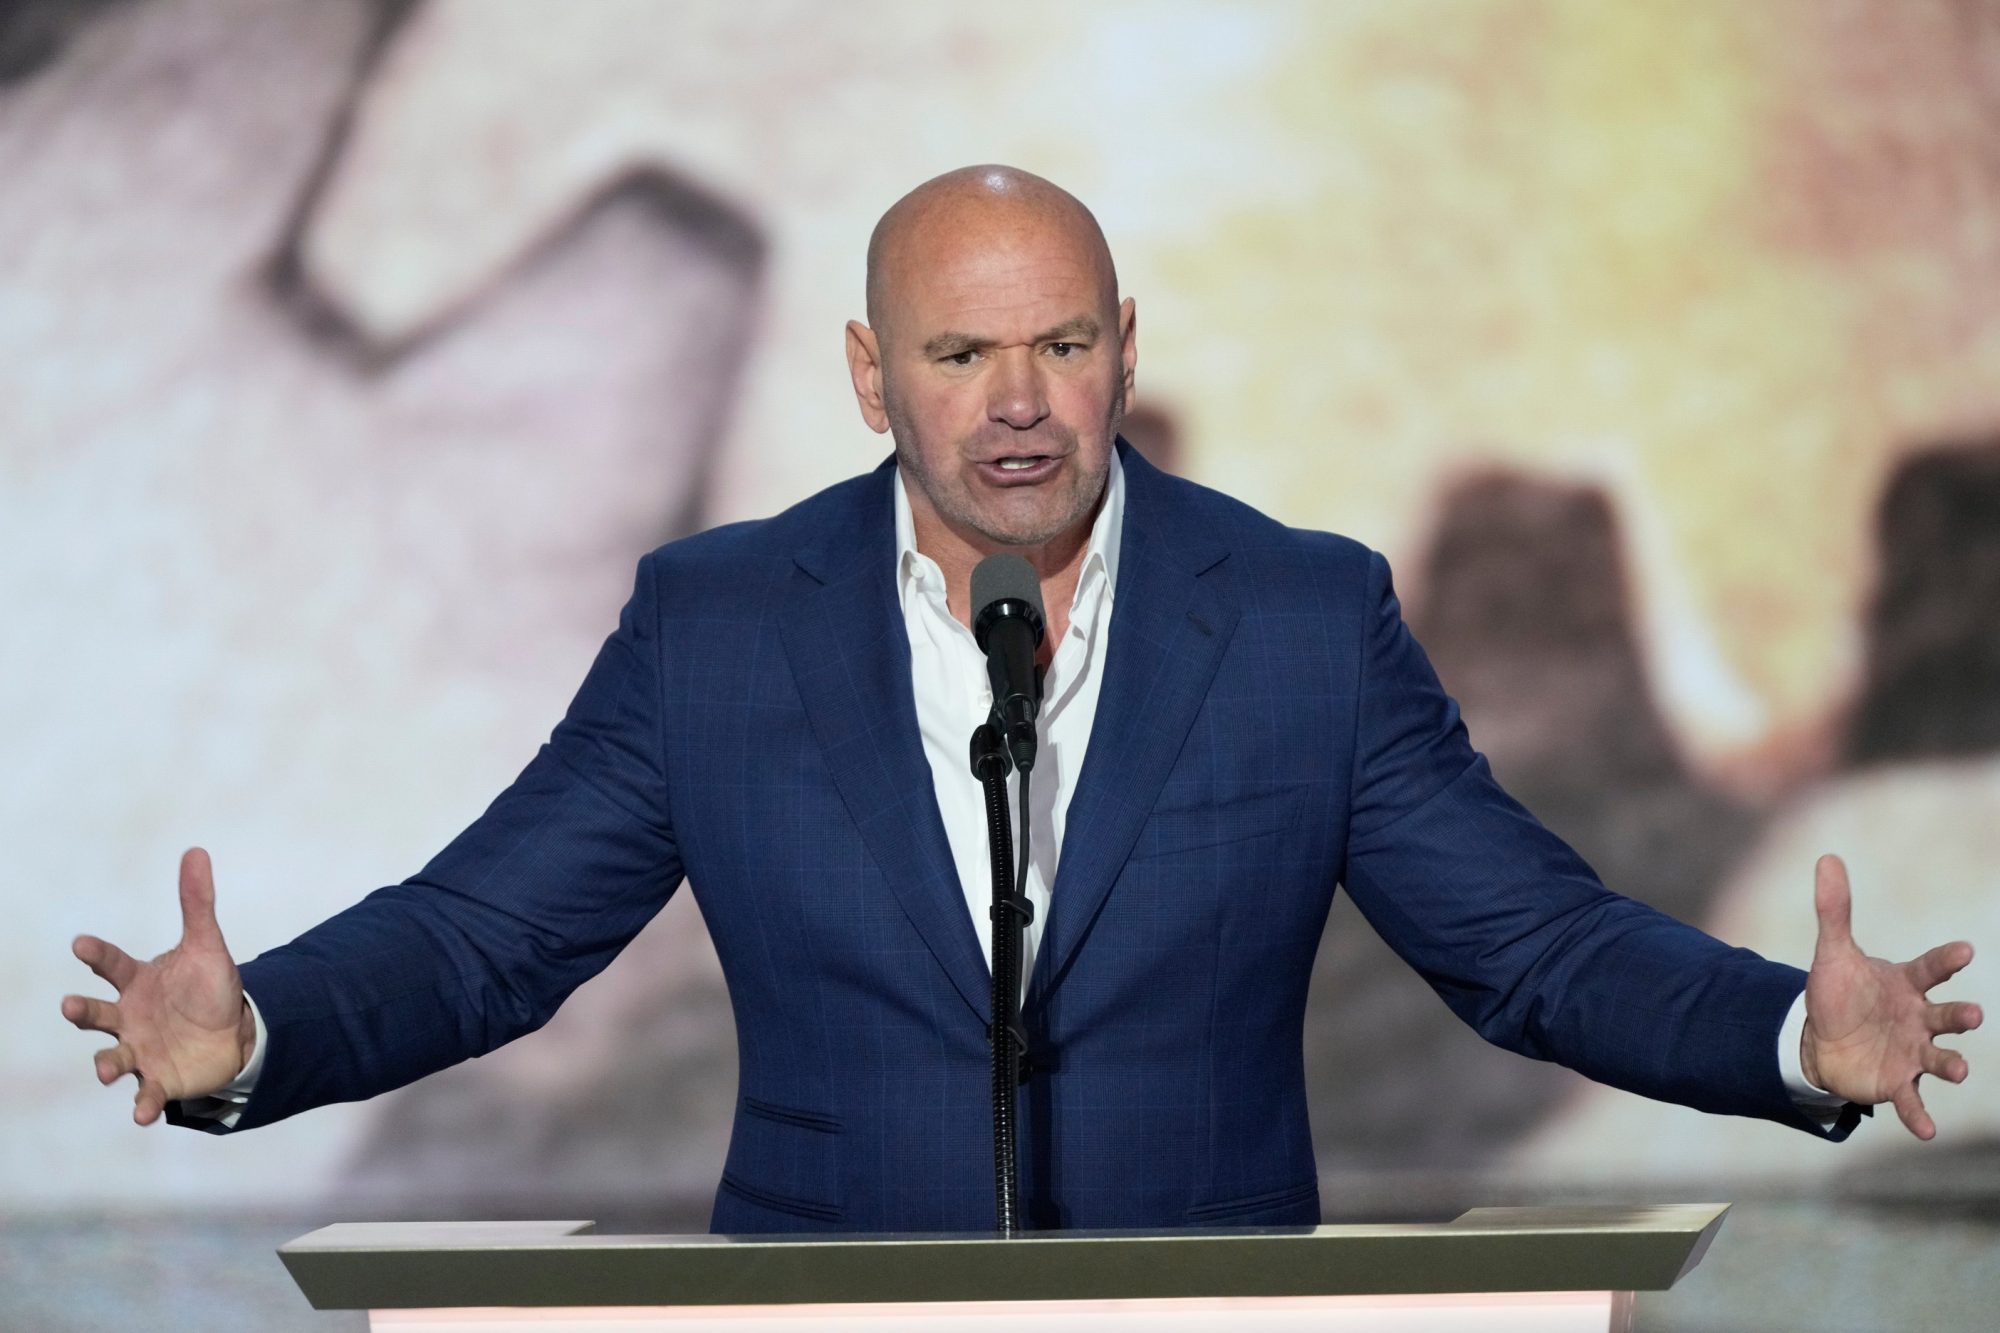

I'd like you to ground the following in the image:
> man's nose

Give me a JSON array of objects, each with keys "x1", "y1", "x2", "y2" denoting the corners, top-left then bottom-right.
[{"x1": 987, "y1": 348, "x2": 1050, "y2": 430}]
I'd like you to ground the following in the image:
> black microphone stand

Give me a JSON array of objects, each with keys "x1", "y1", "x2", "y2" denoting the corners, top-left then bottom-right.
[{"x1": 969, "y1": 716, "x2": 1033, "y2": 1235}]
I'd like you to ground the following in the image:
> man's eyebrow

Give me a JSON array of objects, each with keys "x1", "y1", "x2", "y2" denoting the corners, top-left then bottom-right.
[
  {"x1": 920, "y1": 316, "x2": 1103, "y2": 360},
  {"x1": 922, "y1": 330, "x2": 993, "y2": 359},
  {"x1": 1036, "y1": 315, "x2": 1100, "y2": 344}
]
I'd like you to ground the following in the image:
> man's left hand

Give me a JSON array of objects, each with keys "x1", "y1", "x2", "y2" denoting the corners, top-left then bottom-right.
[{"x1": 1801, "y1": 853, "x2": 1983, "y2": 1139}]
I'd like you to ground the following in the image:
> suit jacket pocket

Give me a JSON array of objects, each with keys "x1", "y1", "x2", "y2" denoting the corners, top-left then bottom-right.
[
  {"x1": 720, "y1": 1096, "x2": 843, "y2": 1223},
  {"x1": 1128, "y1": 785, "x2": 1304, "y2": 861}
]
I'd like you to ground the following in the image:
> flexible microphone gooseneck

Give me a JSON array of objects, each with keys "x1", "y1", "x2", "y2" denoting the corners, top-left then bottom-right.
[{"x1": 967, "y1": 553, "x2": 1046, "y2": 1234}]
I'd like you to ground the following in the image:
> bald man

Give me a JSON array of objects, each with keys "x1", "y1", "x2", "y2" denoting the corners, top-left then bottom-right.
[{"x1": 66, "y1": 167, "x2": 1980, "y2": 1232}]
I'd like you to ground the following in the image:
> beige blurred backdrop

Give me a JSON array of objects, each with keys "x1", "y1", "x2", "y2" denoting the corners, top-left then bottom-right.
[{"x1": 7, "y1": 0, "x2": 1998, "y2": 1270}]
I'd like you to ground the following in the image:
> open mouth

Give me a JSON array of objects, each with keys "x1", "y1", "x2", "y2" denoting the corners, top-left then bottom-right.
[{"x1": 976, "y1": 455, "x2": 1063, "y2": 486}]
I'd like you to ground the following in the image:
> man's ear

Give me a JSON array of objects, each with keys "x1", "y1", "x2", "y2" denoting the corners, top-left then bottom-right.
[
  {"x1": 1117, "y1": 297, "x2": 1138, "y2": 411},
  {"x1": 846, "y1": 321, "x2": 890, "y2": 434}
]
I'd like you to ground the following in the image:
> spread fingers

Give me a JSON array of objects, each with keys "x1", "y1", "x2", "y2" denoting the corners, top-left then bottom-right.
[
  {"x1": 72, "y1": 935, "x2": 140, "y2": 990},
  {"x1": 134, "y1": 1076, "x2": 169, "y2": 1127},
  {"x1": 1922, "y1": 1044, "x2": 1969, "y2": 1084},
  {"x1": 1907, "y1": 941, "x2": 1975, "y2": 992},
  {"x1": 93, "y1": 1043, "x2": 137, "y2": 1086},
  {"x1": 1891, "y1": 1080, "x2": 1937, "y2": 1141},
  {"x1": 62, "y1": 994, "x2": 122, "y2": 1035},
  {"x1": 1927, "y1": 1001, "x2": 1984, "y2": 1035}
]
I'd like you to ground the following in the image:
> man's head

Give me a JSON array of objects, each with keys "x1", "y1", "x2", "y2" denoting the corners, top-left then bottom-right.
[{"x1": 846, "y1": 166, "x2": 1137, "y2": 565}]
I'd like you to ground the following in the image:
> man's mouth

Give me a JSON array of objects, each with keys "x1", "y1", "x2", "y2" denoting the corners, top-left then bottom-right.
[{"x1": 975, "y1": 454, "x2": 1064, "y2": 486}]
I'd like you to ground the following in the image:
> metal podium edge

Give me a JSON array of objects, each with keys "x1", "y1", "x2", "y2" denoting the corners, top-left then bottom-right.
[{"x1": 278, "y1": 1203, "x2": 1731, "y2": 1310}]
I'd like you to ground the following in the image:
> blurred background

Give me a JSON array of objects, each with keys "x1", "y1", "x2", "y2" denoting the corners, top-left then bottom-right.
[{"x1": 4, "y1": 0, "x2": 1998, "y2": 1328}]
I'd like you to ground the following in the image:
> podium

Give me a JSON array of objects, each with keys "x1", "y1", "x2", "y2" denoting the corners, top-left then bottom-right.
[{"x1": 280, "y1": 1203, "x2": 1727, "y2": 1332}]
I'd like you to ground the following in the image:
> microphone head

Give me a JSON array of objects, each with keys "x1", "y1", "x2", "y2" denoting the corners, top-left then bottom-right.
[{"x1": 971, "y1": 553, "x2": 1046, "y2": 651}]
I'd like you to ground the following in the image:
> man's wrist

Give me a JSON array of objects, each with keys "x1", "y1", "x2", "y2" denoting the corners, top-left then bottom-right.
[
  {"x1": 1779, "y1": 990, "x2": 1847, "y2": 1123},
  {"x1": 1799, "y1": 1019, "x2": 1830, "y2": 1096}
]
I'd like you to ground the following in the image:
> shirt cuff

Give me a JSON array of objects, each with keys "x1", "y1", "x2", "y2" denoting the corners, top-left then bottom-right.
[
  {"x1": 169, "y1": 992, "x2": 267, "y2": 1129},
  {"x1": 1778, "y1": 989, "x2": 1850, "y2": 1127}
]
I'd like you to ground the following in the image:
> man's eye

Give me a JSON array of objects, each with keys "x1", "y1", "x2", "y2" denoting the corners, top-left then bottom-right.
[
  {"x1": 944, "y1": 350, "x2": 978, "y2": 366},
  {"x1": 1046, "y1": 342, "x2": 1079, "y2": 358}
]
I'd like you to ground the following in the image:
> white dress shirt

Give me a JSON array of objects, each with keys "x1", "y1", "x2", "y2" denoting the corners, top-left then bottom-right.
[
  {"x1": 197, "y1": 449, "x2": 1844, "y2": 1128},
  {"x1": 896, "y1": 449, "x2": 1124, "y2": 991}
]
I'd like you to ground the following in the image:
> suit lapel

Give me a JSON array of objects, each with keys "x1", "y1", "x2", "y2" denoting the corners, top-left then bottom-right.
[
  {"x1": 780, "y1": 464, "x2": 991, "y2": 1020},
  {"x1": 1030, "y1": 448, "x2": 1240, "y2": 1003}
]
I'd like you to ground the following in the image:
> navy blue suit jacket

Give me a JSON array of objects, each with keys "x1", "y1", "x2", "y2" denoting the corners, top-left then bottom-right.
[{"x1": 196, "y1": 442, "x2": 1849, "y2": 1230}]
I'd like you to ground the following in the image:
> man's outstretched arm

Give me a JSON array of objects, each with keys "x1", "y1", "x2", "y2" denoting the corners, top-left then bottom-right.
[
  {"x1": 1338, "y1": 549, "x2": 1980, "y2": 1139},
  {"x1": 61, "y1": 553, "x2": 684, "y2": 1130}
]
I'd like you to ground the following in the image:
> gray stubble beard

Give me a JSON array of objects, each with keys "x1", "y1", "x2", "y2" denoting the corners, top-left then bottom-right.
[{"x1": 885, "y1": 375, "x2": 1122, "y2": 552}]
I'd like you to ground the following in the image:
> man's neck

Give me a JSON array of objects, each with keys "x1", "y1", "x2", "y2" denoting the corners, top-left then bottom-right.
[{"x1": 907, "y1": 493, "x2": 1103, "y2": 655}]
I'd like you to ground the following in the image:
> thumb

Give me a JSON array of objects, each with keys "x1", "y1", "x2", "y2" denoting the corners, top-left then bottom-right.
[
  {"x1": 178, "y1": 846, "x2": 229, "y2": 954},
  {"x1": 1813, "y1": 853, "x2": 1854, "y2": 960}
]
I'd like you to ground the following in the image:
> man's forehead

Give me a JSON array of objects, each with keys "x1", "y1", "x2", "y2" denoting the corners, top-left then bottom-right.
[
  {"x1": 895, "y1": 245, "x2": 1109, "y2": 345},
  {"x1": 876, "y1": 221, "x2": 1114, "y2": 345},
  {"x1": 923, "y1": 224, "x2": 1103, "y2": 282},
  {"x1": 866, "y1": 167, "x2": 1118, "y2": 333},
  {"x1": 896, "y1": 203, "x2": 1106, "y2": 278}
]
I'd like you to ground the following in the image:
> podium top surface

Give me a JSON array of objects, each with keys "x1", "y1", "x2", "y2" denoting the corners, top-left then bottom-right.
[{"x1": 280, "y1": 1203, "x2": 1730, "y2": 1309}]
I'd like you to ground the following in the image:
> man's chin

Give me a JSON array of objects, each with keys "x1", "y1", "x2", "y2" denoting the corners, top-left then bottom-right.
[
  {"x1": 964, "y1": 497, "x2": 1097, "y2": 551},
  {"x1": 972, "y1": 525, "x2": 1067, "y2": 550}
]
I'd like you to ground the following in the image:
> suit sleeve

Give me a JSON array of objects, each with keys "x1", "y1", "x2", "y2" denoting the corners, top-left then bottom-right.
[
  {"x1": 1336, "y1": 550, "x2": 1861, "y2": 1139},
  {"x1": 171, "y1": 554, "x2": 684, "y2": 1133}
]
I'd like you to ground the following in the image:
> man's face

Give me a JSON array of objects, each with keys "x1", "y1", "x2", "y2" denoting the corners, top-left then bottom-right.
[{"x1": 862, "y1": 214, "x2": 1136, "y2": 553}]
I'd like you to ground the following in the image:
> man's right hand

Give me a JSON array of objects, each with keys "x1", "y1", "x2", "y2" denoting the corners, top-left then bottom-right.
[{"x1": 62, "y1": 847, "x2": 253, "y2": 1125}]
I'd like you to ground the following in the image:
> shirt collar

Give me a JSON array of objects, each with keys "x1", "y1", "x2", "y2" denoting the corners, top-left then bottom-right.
[{"x1": 894, "y1": 447, "x2": 1125, "y2": 615}]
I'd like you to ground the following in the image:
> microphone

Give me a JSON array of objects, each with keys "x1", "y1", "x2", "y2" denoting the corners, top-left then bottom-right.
[{"x1": 971, "y1": 553, "x2": 1045, "y2": 771}]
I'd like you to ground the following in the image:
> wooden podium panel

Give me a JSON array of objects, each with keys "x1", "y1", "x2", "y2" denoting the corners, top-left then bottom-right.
[{"x1": 280, "y1": 1203, "x2": 1729, "y2": 1333}]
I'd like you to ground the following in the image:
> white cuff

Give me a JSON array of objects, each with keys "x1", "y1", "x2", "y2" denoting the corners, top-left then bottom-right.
[
  {"x1": 219, "y1": 991, "x2": 267, "y2": 1096},
  {"x1": 172, "y1": 992, "x2": 266, "y2": 1129}
]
